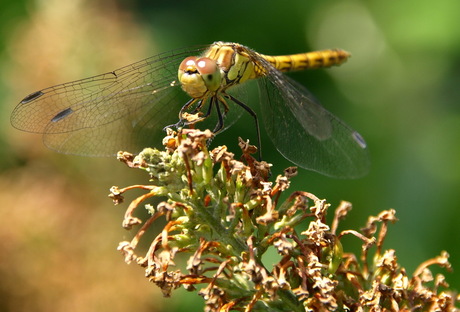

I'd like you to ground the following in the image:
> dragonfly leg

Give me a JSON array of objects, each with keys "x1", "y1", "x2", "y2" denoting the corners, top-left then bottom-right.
[
  {"x1": 191, "y1": 99, "x2": 207, "y2": 114},
  {"x1": 182, "y1": 97, "x2": 215, "y2": 125},
  {"x1": 226, "y1": 94, "x2": 262, "y2": 161},
  {"x1": 203, "y1": 96, "x2": 228, "y2": 148},
  {"x1": 201, "y1": 96, "x2": 215, "y2": 120},
  {"x1": 213, "y1": 97, "x2": 225, "y2": 133},
  {"x1": 162, "y1": 98, "x2": 198, "y2": 131}
]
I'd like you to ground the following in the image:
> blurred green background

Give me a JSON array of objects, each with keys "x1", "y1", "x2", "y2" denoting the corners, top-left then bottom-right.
[{"x1": 1, "y1": 0, "x2": 459, "y2": 311}]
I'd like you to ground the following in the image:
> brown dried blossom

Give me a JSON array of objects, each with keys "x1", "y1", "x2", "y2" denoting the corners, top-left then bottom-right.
[{"x1": 109, "y1": 129, "x2": 459, "y2": 311}]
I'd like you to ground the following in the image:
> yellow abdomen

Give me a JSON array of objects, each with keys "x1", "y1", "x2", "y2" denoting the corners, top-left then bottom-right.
[{"x1": 257, "y1": 49, "x2": 350, "y2": 75}]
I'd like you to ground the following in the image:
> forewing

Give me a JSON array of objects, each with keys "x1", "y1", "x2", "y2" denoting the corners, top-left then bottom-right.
[{"x1": 11, "y1": 46, "x2": 206, "y2": 156}]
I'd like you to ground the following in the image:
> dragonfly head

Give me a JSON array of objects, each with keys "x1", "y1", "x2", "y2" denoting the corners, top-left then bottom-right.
[{"x1": 178, "y1": 56, "x2": 222, "y2": 98}]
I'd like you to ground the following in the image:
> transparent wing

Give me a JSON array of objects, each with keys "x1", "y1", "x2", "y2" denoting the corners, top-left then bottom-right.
[
  {"x1": 11, "y1": 46, "x2": 207, "y2": 156},
  {"x1": 249, "y1": 51, "x2": 369, "y2": 178}
]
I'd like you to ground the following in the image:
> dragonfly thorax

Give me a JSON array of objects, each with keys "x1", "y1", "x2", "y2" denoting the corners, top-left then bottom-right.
[{"x1": 178, "y1": 56, "x2": 223, "y2": 99}]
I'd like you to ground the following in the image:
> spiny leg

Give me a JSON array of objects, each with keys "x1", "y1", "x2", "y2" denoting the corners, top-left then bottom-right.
[
  {"x1": 201, "y1": 96, "x2": 215, "y2": 120},
  {"x1": 225, "y1": 94, "x2": 262, "y2": 161},
  {"x1": 184, "y1": 96, "x2": 217, "y2": 127},
  {"x1": 191, "y1": 98, "x2": 208, "y2": 115},
  {"x1": 200, "y1": 97, "x2": 222, "y2": 147},
  {"x1": 163, "y1": 96, "x2": 217, "y2": 131},
  {"x1": 213, "y1": 96, "x2": 225, "y2": 133},
  {"x1": 162, "y1": 97, "x2": 199, "y2": 131}
]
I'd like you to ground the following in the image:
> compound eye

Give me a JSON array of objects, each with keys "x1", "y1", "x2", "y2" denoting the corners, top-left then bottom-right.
[
  {"x1": 195, "y1": 57, "x2": 218, "y2": 75},
  {"x1": 179, "y1": 56, "x2": 199, "y2": 72}
]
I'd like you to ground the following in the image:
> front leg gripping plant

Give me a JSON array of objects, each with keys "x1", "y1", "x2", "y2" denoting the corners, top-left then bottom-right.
[{"x1": 109, "y1": 129, "x2": 458, "y2": 312}]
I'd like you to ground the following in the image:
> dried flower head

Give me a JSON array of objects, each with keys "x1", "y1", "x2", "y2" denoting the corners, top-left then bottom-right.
[{"x1": 109, "y1": 129, "x2": 459, "y2": 311}]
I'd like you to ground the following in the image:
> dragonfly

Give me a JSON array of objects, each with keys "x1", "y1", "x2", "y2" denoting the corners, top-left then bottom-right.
[{"x1": 11, "y1": 41, "x2": 369, "y2": 178}]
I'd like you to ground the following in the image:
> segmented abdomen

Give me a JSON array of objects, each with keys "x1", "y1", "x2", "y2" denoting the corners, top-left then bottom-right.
[{"x1": 256, "y1": 49, "x2": 350, "y2": 75}]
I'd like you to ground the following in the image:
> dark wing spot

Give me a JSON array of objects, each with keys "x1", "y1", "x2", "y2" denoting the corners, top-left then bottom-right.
[
  {"x1": 20, "y1": 91, "x2": 44, "y2": 104},
  {"x1": 352, "y1": 131, "x2": 367, "y2": 149},
  {"x1": 51, "y1": 108, "x2": 74, "y2": 123}
]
